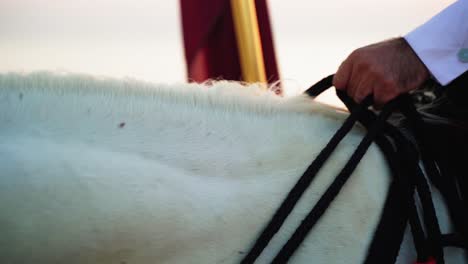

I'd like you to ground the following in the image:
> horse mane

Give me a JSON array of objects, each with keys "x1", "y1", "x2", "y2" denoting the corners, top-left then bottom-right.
[{"x1": 0, "y1": 71, "x2": 347, "y2": 121}]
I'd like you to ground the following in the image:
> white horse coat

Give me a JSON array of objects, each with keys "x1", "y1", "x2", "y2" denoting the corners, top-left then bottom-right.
[{"x1": 0, "y1": 72, "x2": 461, "y2": 263}]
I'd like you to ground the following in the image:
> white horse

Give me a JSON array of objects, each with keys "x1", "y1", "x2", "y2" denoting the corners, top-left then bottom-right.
[{"x1": 0, "y1": 72, "x2": 462, "y2": 263}]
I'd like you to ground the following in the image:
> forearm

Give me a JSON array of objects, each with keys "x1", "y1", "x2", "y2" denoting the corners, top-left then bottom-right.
[{"x1": 404, "y1": 0, "x2": 468, "y2": 86}]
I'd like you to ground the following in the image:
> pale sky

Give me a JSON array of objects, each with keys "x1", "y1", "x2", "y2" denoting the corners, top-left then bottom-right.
[{"x1": 0, "y1": 0, "x2": 455, "y2": 105}]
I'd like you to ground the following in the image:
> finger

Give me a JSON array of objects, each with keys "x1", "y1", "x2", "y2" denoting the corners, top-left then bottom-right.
[
  {"x1": 374, "y1": 85, "x2": 398, "y2": 107},
  {"x1": 333, "y1": 58, "x2": 353, "y2": 90},
  {"x1": 347, "y1": 63, "x2": 362, "y2": 100},
  {"x1": 354, "y1": 76, "x2": 375, "y2": 103}
]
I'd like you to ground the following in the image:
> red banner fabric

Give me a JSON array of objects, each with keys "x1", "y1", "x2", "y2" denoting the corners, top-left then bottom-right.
[{"x1": 180, "y1": 0, "x2": 280, "y2": 83}]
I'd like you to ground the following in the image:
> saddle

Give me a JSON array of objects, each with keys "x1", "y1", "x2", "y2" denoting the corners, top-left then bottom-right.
[
  {"x1": 399, "y1": 72, "x2": 468, "y2": 261},
  {"x1": 241, "y1": 74, "x2": 468, "y2": 264}
]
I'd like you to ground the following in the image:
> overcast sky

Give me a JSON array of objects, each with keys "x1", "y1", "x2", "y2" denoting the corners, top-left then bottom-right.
[{"x1": 0, "y1": 0, "x2": 454, "y2": 104}]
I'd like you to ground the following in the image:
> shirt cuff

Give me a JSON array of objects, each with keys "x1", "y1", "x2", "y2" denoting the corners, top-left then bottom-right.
[{"x1": 404, "y1": 0, "x2": 468, "y2": 86}]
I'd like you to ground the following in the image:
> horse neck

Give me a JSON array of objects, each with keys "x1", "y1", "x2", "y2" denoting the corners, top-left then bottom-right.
[{"x1": 0, "y1": 72, "x2": 350, "y2": 179}]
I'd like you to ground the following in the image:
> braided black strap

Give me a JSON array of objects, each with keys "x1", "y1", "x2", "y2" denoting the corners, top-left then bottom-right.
[{"x1": 241, "y1": 74, "x2": 458, "y2": 264}]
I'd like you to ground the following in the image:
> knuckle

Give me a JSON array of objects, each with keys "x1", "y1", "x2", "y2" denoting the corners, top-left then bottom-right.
[
  {"x1": 351, "y1": 47, "x2": 364, "y2": 56},
  {"x1": 349, "y1": 49, "x2": 362, "y2": 60}
]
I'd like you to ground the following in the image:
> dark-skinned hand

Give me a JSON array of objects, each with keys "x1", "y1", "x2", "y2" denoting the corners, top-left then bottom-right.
[{"x1": 333, "y1": 38, "x2": 430, "y2": 107}]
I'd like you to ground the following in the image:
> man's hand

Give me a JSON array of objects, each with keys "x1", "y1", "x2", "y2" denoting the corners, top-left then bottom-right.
[{"x1": 333, "y1": 38, "x2": 430, "y2": 107}]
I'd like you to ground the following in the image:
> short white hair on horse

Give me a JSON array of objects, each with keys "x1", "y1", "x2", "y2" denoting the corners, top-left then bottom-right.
[{"x1": 0, "y1": 72, "x2": 460, "y2": 263}]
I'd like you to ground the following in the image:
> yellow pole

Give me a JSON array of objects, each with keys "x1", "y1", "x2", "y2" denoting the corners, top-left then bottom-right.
[{"x1": 230, "y1": 0, "x2": 267, "y2": 83}]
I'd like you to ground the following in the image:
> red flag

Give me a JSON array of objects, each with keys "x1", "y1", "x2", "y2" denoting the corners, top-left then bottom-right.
[{"x1": 180, "y1": 0, "x2": 279, "y2": 83}]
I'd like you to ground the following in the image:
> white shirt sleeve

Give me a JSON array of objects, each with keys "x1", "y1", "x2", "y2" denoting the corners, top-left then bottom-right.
[{"x1": 404, "y1": 0, "x2": 468, "y2": 86}]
